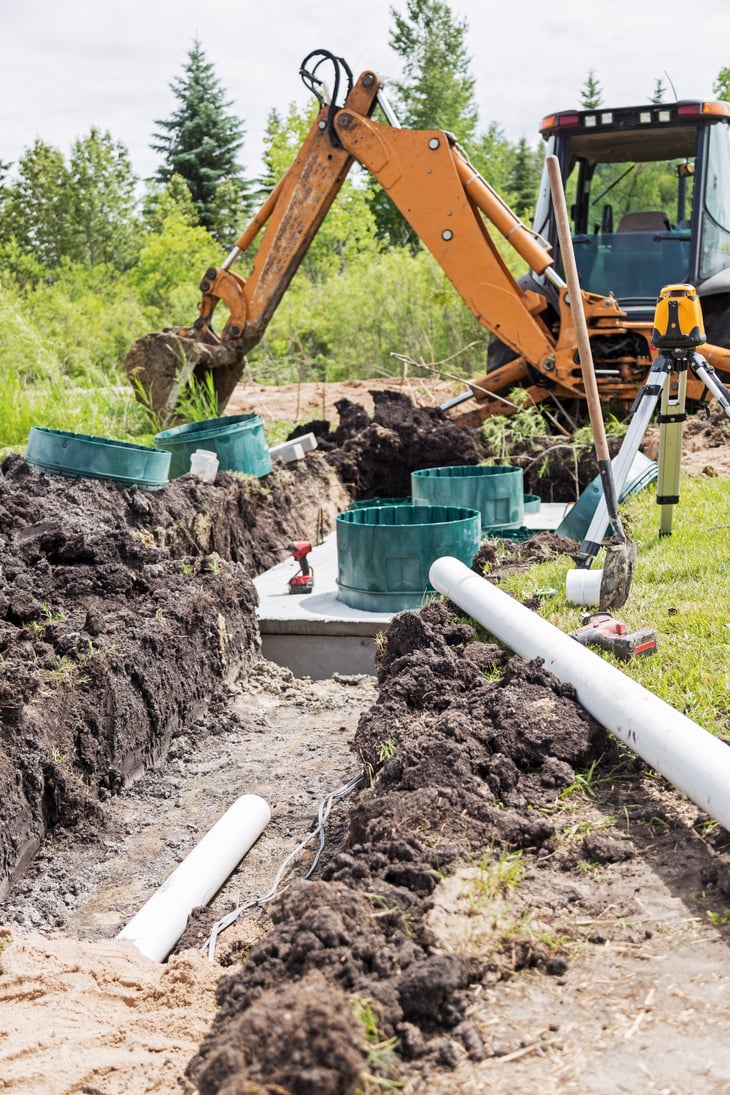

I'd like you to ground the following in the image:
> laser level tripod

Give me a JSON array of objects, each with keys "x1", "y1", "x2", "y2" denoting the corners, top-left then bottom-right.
[{"x1": 576, "y1": 284, "x2": 730, "y2": 567}]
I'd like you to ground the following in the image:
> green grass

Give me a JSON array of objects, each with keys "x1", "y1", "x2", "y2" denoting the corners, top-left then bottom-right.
[{"x1": 489, "y1": 476, "x2": 730, "y2": 735}]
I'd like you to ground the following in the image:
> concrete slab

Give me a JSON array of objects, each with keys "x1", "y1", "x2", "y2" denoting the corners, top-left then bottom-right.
[
  {"x1": 522, "y1": 502, "x2": 572, "y2": 530},
  {"x1": 253, "y1": 502, "x2": 572, "y2": 677},
  {"x1": 254, "y1": 533, "x2": 393, "y2": 678}
]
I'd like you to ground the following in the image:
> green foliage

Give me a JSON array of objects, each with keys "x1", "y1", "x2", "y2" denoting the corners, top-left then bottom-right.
[
  {"x1": 0, "y1": 140, "x2": 73, "y2": 267},
  {"x1": 247, "y1": 247, "x2": 488, "y2": 384},
  {"x1": 475, "y1": 122, "x2": 521, "y2": 202},
  {"x1": 650, "y1": 78, "x2": 668, "y2": 104},
  {"x1": 0, "y1": 278, "x2": 147, "y2": 452},
  {"x1": 713, "y1": 67, "x2": 730, "y2": 101},
  {"x1": 468, "y1": 847, "x2": 525, "y2": 906},
  {"x1": 376, "y1": 0, "x2": 478, "y2": 247},
  {"x1": 353, "y1": 998, "x2": 403, "y2": 1092},
  {"x1": 142, "y1": 173, "x2": 199, "y2": 232},
  {"x1": 580, "y1": 69, "x2": 604, "y2": 109},
  {"x1": 151, "y1": 38, "x2": 246, "y2": 232},
  {"x1": 390, "y1": 0, "x2": 478, "y2": 138},
  {"x1": 23, "y1": 260, "x2": 150, "y2": 379},
  {"x1": 174, "y1": 370, "x2": 219, "y2": 422},
  {"x1": 0, "y1": 131, "x2": 142, "y2": 273},
  {"x1": 65, "y1": 129, "x2": 142, "y2": 269},
  {"x1": 130, "y1": 212, "x2": 220, "y2": 320},
  {"x1": 481, "y1": 390, "x2": 550, "y2": 460},
  {"x1": 506, "y1": 137, "x2": 543, "y2": 219}
]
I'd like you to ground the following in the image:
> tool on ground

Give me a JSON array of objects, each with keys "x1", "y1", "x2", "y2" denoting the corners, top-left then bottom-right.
[
  {"x1": 576, "y1": 284, "x2": 730, "y2": 550},
  {"x1": 570, "y1": 612, "x2": 658, "y2": 661},
  {"x1": 546, "y1": 155, "x2": 636, "y2": 612},
  {"x1": 286, "y1": 540, "x2": 314, "y2": 593}
]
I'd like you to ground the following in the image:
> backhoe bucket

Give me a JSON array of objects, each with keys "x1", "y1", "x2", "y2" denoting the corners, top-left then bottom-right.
[{"x1": 125, "y1": 331, "x2": 246, "y2": 423}]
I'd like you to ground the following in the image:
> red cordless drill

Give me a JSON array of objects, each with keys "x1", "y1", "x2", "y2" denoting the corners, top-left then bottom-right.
[
  {"x1": 570, "y1": 612, "x2": 657, "y2": 661},
  {"x1": 286, "y1": 541, "x2": 314, "y2": 594}
]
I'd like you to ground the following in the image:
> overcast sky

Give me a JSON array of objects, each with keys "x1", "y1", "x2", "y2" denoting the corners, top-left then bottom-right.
[{"x1": 3, "y1": 0, "x2": 730, "y2": 184}]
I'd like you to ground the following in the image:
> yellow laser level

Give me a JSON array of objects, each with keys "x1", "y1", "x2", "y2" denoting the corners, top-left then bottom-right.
[
  {"x1": 575, "y1": 283, "x2": 730, "y2": 556},
  {"x1": 651, "y1": 283, "x2": 706, "y2": 351}
]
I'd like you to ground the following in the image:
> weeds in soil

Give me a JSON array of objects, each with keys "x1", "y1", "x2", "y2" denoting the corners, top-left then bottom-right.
[
  {"x1": 353, "y1": 998, "x2": 404, "y2": 1093},
  {"x1": 690, "y1": 891, "x2": 730, "y2": 932},
  {"x1": 467, "y1": 847, "x2": 525, "y2": 908},
  {"x1": 481, "y1": 391, "x2": 550, "y2": 462},
  {"x1": 494, "y1": 477, "x2": 730, "y2": 736},
  {"x1": 174, "y1": 370, "x2": 219, "y2": 423},
  {"x1": 377, "y1": 738, "x2": 398, "y2": 763}
]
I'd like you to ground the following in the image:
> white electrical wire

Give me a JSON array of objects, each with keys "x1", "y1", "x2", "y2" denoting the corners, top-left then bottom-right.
[{"x1": 204, "y1": 770, "x2": 365, "y2": 961}]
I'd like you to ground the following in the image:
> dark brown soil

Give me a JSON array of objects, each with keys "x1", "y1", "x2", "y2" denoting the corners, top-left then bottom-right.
[
  {"x1": 297, "y1": 388, "x2": 605, "y2": 503},
  {"x1": 2, "y1": 387, "x2": 729, "y2": 1095},
  {"x1": 0, "y1": 451, "x2": 349, "y2": 898},
  {"x1": 187, "y1": 601, "x2": 609, "y2": 1093}
]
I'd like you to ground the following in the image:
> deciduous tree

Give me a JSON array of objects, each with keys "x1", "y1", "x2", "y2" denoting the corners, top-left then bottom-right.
[
  {"x1": 713, "y1": 67, "x2": 730, "y2": 101},
  {"x1": 67, "y1": 128, "x2": 141, "y2": 269},
  {"x1": 371, "y1": 0, "x2": 478, "y2": 246}
]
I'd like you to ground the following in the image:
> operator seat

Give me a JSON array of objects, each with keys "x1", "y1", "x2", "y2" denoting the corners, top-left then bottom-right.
[{"x1": 616, "y1": 211, "x2": 671, "y2": 232}]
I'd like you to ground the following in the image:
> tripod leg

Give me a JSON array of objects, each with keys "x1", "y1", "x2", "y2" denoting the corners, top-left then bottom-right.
[
  {"x1": 657, "y1": 369, "x2": 687, "y2": 536},
  {"x1": 691, "y1": 353, "x2": 730, "y2": 418},
  {"x1": 575, "y1": 360, "x2": 671, "y2": 565}
]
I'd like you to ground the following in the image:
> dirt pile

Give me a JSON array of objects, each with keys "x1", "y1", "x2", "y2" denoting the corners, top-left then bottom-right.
[
  {"x1": 0, "y1": 451, "x2": 349, "y2": 898},
  {"x1": 2, "y1": 385, "x2": 729, "y2": 1094},
  {"x1": 187, "y1": 601, "x2": 609, "y2": 1093},
  {"x1": 297, "y1": 390, "x2": 487, "y2": 499}
]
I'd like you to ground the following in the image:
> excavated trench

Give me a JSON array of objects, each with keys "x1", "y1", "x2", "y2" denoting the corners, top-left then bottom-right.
[{"x1": 2, "y1": 390, "x2": 729, "y2": 1094}]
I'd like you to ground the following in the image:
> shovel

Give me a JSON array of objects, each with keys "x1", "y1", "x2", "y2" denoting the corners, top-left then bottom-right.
[{"x1": 546, "y1": 155, "x2": 636, "y2": 611}]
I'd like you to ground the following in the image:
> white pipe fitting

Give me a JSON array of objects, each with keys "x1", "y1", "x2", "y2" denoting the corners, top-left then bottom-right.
[
  {"x1": 430, "y1": 557, "x2": 730, "y2": 832},
  {"x1": 117, "y1": 793, "x2": 271, "y2": 962},
  {"x1": 565, "y1": 567, "x2": 603, "y2": 606}
]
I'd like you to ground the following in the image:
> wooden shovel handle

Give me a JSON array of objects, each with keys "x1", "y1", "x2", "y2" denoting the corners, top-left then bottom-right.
[{"x1": 545, "y1": 155, "x2": 610, "y2": 465}]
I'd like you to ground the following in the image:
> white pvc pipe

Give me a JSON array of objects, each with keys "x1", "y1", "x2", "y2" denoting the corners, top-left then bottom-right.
[
  {"x1": 117, "y1": 793, "x2": 271, "y2": 962},
  {"x1": 430, "y1": 557, "x2": 730, "y2": 832}
]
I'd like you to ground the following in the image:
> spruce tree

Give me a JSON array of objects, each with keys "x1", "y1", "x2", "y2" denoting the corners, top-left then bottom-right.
[
  {"x1": 580, "y1": 69, "x2": 604, "y2": 109},
  {"x1": 151, "y1": 39, "x2": 245, "y2": 231},
  {"x1": 650, "y1": 78, "x2": 668, "y2": 104}
]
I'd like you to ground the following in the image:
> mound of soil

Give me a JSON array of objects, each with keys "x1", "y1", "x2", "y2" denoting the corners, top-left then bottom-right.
[
  {"x1": 0, "y1": 451, "x2": 349, "y2": 898},
  {"x1": 2, "y1": 384, "x2": 729, "y2": 1095},
  {"x1": 187, "y1": 601, "x2": 609, "y2": 1092}
]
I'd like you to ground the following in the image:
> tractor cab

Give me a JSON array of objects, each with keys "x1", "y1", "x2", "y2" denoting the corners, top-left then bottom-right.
[{"x1": 534, "y1": 100, "x2": 730, "y2": 344}]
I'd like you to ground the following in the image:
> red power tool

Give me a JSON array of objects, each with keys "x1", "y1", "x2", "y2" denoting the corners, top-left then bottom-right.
[
  {"x1": 286, "y1": 541, "x2": 314, "y2": 594},
  {"x1": 570, "y1": 612, "x2": 657, "y2": 661}
]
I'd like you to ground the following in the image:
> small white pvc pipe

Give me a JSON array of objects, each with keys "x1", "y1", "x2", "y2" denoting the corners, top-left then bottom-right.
[
  {"x1": 117, "y1": 793, "x2": 271, "y2": 962},
  {"x1": 430, "y1": 557, "x2": 730, "y2": 832}
]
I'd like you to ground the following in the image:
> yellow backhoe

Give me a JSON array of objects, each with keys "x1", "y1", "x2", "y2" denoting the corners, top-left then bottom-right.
[{"x1": 127, "y1": 50, "x2": 730, "y2": 426}]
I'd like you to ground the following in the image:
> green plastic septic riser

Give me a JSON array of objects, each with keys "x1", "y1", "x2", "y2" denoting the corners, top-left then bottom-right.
[
  {"x1": 556, "y1": 452, "x2": 658, "y2": 541},
  {"x1": 411, "y1": 464, "x2": 524, "y2": 529},
  {"x1": 349, "y1": 497, "x2": 410, "y2": 509},
  {"x1": 154, "y1": 413, "x2": 272, "y2": 480},
  {"x1": 336, "y1": 503, "x2": 481, "y2": 612},
  {"x1": 25, "y1": 427, "x2": 171, "y2": 491}
]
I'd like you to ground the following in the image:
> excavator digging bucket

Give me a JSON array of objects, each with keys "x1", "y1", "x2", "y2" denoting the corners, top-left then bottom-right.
[{"x1": 125, "y1": 330, "x2": 247, "y2": 423}]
